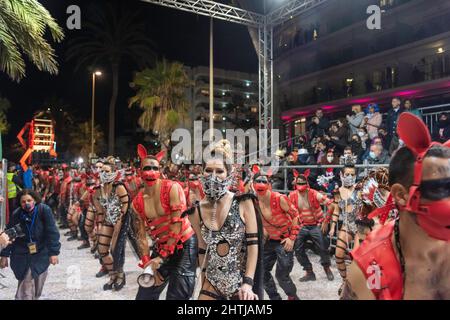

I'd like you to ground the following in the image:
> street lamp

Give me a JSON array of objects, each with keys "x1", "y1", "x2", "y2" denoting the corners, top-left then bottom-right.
[{"x1": 91, "y1": 71, "x2": 102, "y2": 158}]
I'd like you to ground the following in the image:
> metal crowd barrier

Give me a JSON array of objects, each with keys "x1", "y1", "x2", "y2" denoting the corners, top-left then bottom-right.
[
  {"x1": 270, "y1": 163, "x2": 389, "y2": 195},
  {"x1": 268, "y1": 163, "x2": 389, "y2": 255}
]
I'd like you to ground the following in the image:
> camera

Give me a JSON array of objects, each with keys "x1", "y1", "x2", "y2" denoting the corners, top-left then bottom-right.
[{"x1": 4, "y1": 224, "x2": 25, "y2": 241}]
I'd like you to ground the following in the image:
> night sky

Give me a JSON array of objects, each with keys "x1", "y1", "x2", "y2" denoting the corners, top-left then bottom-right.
[{"x1": 0, "y1": 0, "x2": 258, "y2": 150}]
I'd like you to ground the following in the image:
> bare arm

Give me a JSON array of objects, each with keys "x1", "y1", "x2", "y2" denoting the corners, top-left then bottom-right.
[
  {"x1": 115, "y1": 185, "x2": 130, "y2": 217},
  {"x1": 131, "y1": 203, "x2": 150, "y2": 262},
  {"x1": 240, "y1": 199, "x2": 258, "y2": 282},
  {"x1": 188, "y1": 206, "x2": 207, "y2": 284},
  {"x1": 341, "y1": 262, "x2": 376, "y2": 300}
]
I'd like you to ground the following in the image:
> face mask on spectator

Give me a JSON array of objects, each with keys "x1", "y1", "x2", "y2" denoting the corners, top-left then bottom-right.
[
  {"x1": 358, "y1": 131, "x2": 365, "y2": 137},
  {"x1": 327, "y1": 156, "x2": 334, "y2": 163},
  {"x1": 369, "y1": 151, "x2": 377, "y2": 159}
]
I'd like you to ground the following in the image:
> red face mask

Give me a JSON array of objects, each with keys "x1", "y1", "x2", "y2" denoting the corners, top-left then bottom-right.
[
  {"x1": 400, "y1": 189, "x2": 450, "y2": 241},
  {"x1": 126, "y1": 175, "x2": 133, "y2": 182},
  {"x1": 189, "y1": 181, "x2": 200, "y2": 189},
  {"x1": 254, "y1": 183, "x2": 269, "y2": 195},
  {"x1": 141, "y1": 170, "x2": 160, "y2": 187},
  {"x1": 296, "y1": 185, "x2": 308, "y2": 192}
]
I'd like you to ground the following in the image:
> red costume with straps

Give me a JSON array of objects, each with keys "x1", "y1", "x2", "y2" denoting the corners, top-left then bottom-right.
[
  {"x1": 350, "y1": 220, "x2": 403, "y2": 300},
  {"x1": 260, "y1": 192, "x2": 300, "y2": 241},
  {"x1": 132, "y1": 179, "x2": 194, "y2": 260},
  {"x1": 289, "y1": 189, "x2": 332, "y2": 226}
]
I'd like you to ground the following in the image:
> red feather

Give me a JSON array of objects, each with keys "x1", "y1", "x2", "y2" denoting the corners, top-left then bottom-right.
[
  {"x1": 252, "y1": 165, "x2": 260, "y2": 174},
  {"x1": 293, "y1": 169, "x2": 299, "y2": 178}
]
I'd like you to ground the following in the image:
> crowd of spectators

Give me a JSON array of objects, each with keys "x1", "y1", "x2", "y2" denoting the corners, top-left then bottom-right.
[{"x1": 274, "y1": 97, "x2": 450, "y2": 192}]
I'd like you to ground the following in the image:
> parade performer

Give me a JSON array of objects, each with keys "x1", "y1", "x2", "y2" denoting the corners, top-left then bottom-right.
[
  {"x1": 289, "y1": 169, "x2": 335, "y2": 282},
  {"x1": 342, "y1": 113, "x2": 450, "y2": 300},
  {"x1": 131, "y1": 145, "x2": 198, "y2": 300},
  {"x1": 329, "y1": 160, "x2": 359, "y2": 291},
  {"x1": 91, "y1": 157, "x2": 130, "y2": 291},
  {"x1": 252, "y1": 166, "x2": 300, "y2": 300},
  {"x1": 187, "y1": 140, "x2": 264, "y2": 300},
  {"x1": 353, "y1": 167, "x2": 395, "y2": 249}
]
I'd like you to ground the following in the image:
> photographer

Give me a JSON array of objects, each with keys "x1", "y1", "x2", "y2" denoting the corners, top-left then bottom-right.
[{"x1": 0, "y1": 189, "x2": 60, "y2": 300}]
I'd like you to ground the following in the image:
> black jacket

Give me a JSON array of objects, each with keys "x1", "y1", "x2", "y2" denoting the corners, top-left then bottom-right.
[
  {"x1": 1, "y1": 203, "x2": 61, "y2": 280},
  {"x1": 386, "y1": 108, "x2": 404, "y2": 136}
]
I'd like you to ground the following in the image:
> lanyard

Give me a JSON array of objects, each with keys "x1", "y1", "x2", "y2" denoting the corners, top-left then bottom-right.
[{"x1": 25, "y1": 206, "x2": 38, "y2": 243}]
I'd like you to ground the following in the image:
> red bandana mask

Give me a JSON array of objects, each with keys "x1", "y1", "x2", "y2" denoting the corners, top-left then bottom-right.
[
  {"x1": 397, "y1": 113, "x2": 450, "y2": 241},
  {"x1": 254, "y1": 183, "x2": 269, "y2": 195},
  {"x1": 137, "y1": 144, "x2": 165, "y2": 187},
  {"x1": 294, "y1": 169, "x2": 310, "y2": 193},
  {"x1": 251, "y1": 165, "x2": 272, "y2": 196},
  {"x1": 189, "y1": 181, "x2": 201, "y2": 190}
]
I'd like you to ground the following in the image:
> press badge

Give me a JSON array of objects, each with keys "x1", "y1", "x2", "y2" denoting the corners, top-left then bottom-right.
[{"x1": 28, "y1": 242, "x2": 37, "y2": 254}]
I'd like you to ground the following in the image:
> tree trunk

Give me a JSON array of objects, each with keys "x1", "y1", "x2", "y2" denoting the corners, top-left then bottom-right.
[{"x1": 108, "y1": 63, "x2": 119, "y2": 155}]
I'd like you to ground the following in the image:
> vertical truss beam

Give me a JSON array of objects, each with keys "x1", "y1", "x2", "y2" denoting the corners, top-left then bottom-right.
[{"x1": 258, "y1": 22, "x2": 273, "y2": 146}]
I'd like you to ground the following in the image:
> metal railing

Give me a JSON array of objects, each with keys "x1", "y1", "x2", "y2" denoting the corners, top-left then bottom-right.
[
  {"x1": 270, "y1": 163, "x2": 390, "y2": 194},
  {"x1": 420, "y1": 103, "x2": 450, "y2": 134}
]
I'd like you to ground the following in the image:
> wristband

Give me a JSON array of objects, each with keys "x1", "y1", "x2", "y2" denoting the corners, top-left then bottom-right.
[
  {"x1": 242, "y1": 276, "x2": 254, "y2": 286},
  {"x1": 138, "y1": 255, "x2": 151, "y2": 269}
]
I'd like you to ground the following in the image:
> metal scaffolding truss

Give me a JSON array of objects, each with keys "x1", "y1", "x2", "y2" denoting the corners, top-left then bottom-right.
[
  {"x1": 140, "y1": 0, "x2": 264, "y2": 27},
  {"x1": 258, "y1": 23, "x2": 273, "y2": 140},
  {"x1": 141, "y1": 0, "x2": 328, "y2": 145}
]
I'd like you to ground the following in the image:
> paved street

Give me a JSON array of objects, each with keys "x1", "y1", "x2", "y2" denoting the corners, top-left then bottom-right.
[{"x1": 0, "y1": 230, "x2": 341, "y2": 300}]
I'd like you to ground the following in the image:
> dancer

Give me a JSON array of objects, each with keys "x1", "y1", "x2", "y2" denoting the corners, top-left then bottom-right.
[
  {"x1": 343, "y1": 113, "x2": 450, "y2": 300},
  {"x1": 330, "y1": 160, "x2": 359, "y2": 292},
  {"x1": 289, "y1": 170, "x2": 335, "y2": 282},
  {"x1": 188, "y1": 140, "x2": 264, "y2": 300},
  {"x1": 252, "y1": 166, "x2": 300, "y2": 300},
  {"x1": 131, "y1": 145, "x2": 198, "y2": 300},
  {"x1": 91, "y1": 157, "x2": 130, "y2": 291}
]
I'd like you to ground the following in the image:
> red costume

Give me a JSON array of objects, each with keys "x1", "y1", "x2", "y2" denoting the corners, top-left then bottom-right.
[{"x1": 351, "y1": 113, "x2": 450, "y2": 300}]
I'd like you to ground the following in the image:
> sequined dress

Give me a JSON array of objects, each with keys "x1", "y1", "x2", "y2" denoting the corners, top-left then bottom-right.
[
  {"x1": 338, "y1": 189, "x2": 359, "y2": 235},
  {"x1": 200, "y1": 196, "x2": 246, "y2": 299},
  {"x1": 99, "y1": 189, "x2": 122, "y2": 226}
]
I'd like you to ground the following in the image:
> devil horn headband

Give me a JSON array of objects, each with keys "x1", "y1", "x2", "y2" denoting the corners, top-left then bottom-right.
[{"x1": 137, "y1": 144, "x2": 166, "y2": 162}]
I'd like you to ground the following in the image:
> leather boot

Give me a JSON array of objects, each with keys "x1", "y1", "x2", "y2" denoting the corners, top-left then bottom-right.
[
  {"x1": 299, "y1": 270, "x2": 316, "y2": 282},
  {"x1": 324, "y1": 266, "x2": 335, "y2": 281}
]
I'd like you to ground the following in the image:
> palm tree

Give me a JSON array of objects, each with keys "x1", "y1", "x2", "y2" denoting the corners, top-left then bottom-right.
[
  {"x1": 67, "y1": 2, "x2": 156, "y2": 155},
  {"x1": 128, "y1": 59, "x2": 192, "y2": 150},
  {"x1": 0, "y1": 94, "x2": 10, "y2": 134},
  {"x1": 69, "y1": 121, "x2": 105, "y2": 160},
  {"x1": 0, "y1": 0, "x2": 64, "y2": 81}
]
